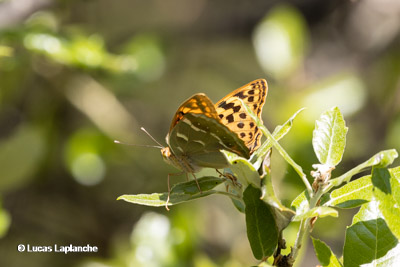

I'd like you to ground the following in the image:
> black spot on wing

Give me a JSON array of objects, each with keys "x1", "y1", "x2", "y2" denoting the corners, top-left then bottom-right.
[
  {"x1": 226, "y1": 114, "x2": 234, "y2": 123},
  {"x1": 221, "y1": 102, "x2": 235, "y2": 110},
  {"x1": 233, "y1": 105, "x2": 241, "y2": 112},
  {"x1": 234, "y1": 91, "x2": 246, "y2": 99},
  {"x1": 217, "y1": 101, "x2": 226, "y2": 108}
]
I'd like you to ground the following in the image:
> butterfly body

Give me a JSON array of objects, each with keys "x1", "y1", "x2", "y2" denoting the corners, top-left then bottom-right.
[{"x1": 162, "y1": 79, "x2": 268, "y2": 174}]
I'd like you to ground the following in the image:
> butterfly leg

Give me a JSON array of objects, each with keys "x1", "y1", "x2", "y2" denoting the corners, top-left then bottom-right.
[
  {"x1": 191, "y1": 173, "x2": 203, "y2": 194},
  {"x1": 166, "y1": 172, "x2": 185, "y2": 210},
  {"x1": 216, "y1": 169, "x2": 240, "y2": 189}
]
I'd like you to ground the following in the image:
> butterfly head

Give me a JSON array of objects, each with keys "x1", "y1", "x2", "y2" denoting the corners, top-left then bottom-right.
[
  {"x1": 161, "y1": 146, "x2": 172, "y2": 162},
  {"x1": 161, "y1": 146, "x2": 200, "y2": 173},
  {"x1": 161, "y1": 146, "x2": 180, "y2": 169}
]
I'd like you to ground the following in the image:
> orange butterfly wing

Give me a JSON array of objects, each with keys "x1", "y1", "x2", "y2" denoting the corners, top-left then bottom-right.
[
  {"x1": 215, "y1": 79, "x2": 268, "y2": 154},
  {"x1": 168, "y1": 93, "x2": 219, "y2": 133}
]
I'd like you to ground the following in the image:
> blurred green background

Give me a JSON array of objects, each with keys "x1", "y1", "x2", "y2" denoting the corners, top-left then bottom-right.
[{"x1": 0, "y1": 0, "x2": 399, "y2": 266}]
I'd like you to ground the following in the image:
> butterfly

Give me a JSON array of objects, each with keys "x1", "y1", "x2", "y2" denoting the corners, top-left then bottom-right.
[{"x1": 161, "y1": 79, "x2": 268, "y2": 175}]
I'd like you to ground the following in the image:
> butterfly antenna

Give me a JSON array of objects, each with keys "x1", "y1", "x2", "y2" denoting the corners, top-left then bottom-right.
[
  {"x1": 114, "y1": 140, "x2": 162, "y2": 149},
  {"x1": 141, "y1": 127, "x2": 164, "y2": 147}
]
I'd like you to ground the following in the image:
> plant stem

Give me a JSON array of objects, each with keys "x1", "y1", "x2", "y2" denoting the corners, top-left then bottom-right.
[
  {"x1": 288, "y1": 187, "x2": 323, "y2": 265},
  {"x1": 237, "y1": 98, "x2": 312, "y2": 194},
  {"x1": 260, "y1": 126, "x2": 313, "y2": 194},
  {"x1": 290, "y1": 218, "x2": 308, "y2": 264}
]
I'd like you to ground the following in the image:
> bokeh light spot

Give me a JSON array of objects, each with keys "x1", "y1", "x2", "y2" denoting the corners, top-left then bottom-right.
[
  {"x1": 303, "y1": 74, "x2": 366, "y2": 121},
  {"x1": 71, "y1": 153, "x2": 105, "y2": 186}
]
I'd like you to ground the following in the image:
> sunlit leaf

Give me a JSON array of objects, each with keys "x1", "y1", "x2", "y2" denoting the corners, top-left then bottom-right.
[
  {"x1": 222, "y1": 150, "x2": 260, "y2": 188},
  {"x1": 313, "y1": 107, "x2": 347, "y2": 166},
  {"x1": 311, "y1": 237, "x2": 342, "y2": 267},
  {"x1": 290, "y1": 190, "x2": 309, "y2": 212},
  {"x1": 374, "y1": 167, "x2": 400, "y2": 240},
  {"x1": 330, "y1": 149, "x2": 398, "y2": 187},
  {"x1": 118, "y1": 176, "x2": 224, "y2": 207},
  {"x1": 293, "y1": 206, "x2": 338, "y2": 221},
  {"x1": 325, "y1": 175, "x2": 372, "y2": 209},
  {"x1": 239, "y1": 97, "x2": 307, "y2": 185},
  {"x1": 343, "y1": 201, "x2": 399, "y2": 267},
  {"x1": 251, "y1": 108, "x2": 304, "y2": 169}
]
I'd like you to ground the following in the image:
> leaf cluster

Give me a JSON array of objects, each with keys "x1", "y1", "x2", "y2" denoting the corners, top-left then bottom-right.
[{"x1": 119, "y1": 107, "x2": 399, "y2": 266}]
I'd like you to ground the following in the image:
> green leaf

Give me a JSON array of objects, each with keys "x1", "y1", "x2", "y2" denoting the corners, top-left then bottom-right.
[
  {"x1": 170, "y1": 176, "x2": 224, "y2": 194},
  {"x1": 311, "y1": 237, "x2": 342, "y2": 267},
  {"x1": 290, "y1": 190, "x2": 309, "y2": 211},
  {"x1": 271, "y1": 108, "x2": 305, "y2": 141},
  {"x1": 293, "y1": 206, "x2": 338, "y2": 221},
  {"x1": 244, "y1": 185, "x2": 278, "y2": 260},
  {"x1": 313, "y1": 107, "x2": 348, "y2": 166},
  {"x1": 238, "y1": 97, "x2": 309, "y2": 190},
  {"x1": 375, "y1": 190, "x2": 400, "y2": 241},
  {"x1": 343, "y1": 201, "x2": 399, "y2": 267},
  {"x1": 391, "y1": 166, "x2": 400, "y2": 205},
  {"x1": 330, "y1": 149, "x2": 398, "y2": 187},
  {"x1": 390, "y1": 167, "x2": 400, "y2": 206},
  {"x1": 222, "y1": 150, "x2": 260, "y2": 187},
  {"x1": 251, "y1": 108, "x2": 305, "y2": 169},
  {"x1": 325, "y1": 175, "x2": 372, "y2": 208},
  {"x1": 374, "y1": 167, "x2": 400, "y2": 240},
  {"x1": 261, "y1": 166, "x2": 295, "y2": 232},
  {"x1": 118, "y1": 176, "x2": 224, "y2": 207},
  {"x1": 372, "y1": 167, "x2": 392, "y2": 194},
  {"x1": 225, "y1": 150, "x2": 295, "y2": 230},
  {"x1": 231, "y1": 198, "x2": 246, "y2": 213}
]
